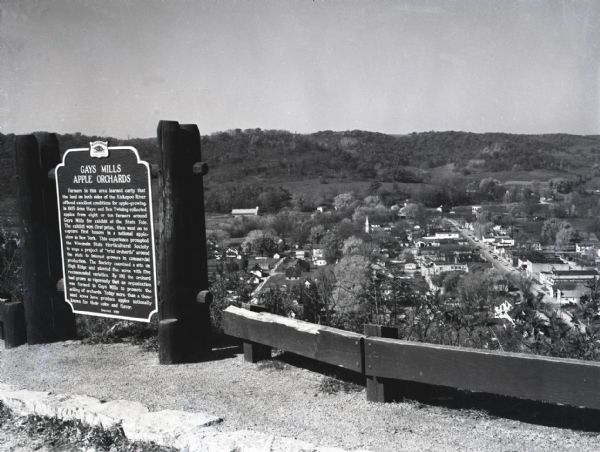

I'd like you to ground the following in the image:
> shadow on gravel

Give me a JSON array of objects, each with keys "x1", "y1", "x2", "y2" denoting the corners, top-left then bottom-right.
[
  {"x1": 275, "y1": 351, "x2": 366, "y2": 385},
  {"x1": 384, "y1": 380, "x2": 600, "y2": 433},
  {"x1": 271, "y1": 351, "x2": 600, "y2": 433},
  {"x1": 196, "y1": 333, "x2": 242, "y2": 362}
]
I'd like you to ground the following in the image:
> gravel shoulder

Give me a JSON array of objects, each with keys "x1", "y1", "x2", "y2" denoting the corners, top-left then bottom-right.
[{"x1": 1, "y1": 340, "x2": 599, "y2": 452}]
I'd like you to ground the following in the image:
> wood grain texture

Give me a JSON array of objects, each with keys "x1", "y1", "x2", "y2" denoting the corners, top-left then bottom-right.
[
  {"x1": 366, "y1": 337, "x2": 600, "y2": 409},
  {"x1": 223, "y1": 306, "x2": 364, "y2": 372},
  {"x1": 37, "y1": 132, "x2": 76, "y2": 340},
  {"x1": 15, "y1": 135, "x2": 55, "y2": 344},
  {"x1": 157, "y1": 120, "x2": 183, "y2": 321},
  {"x1": 2, "y1": 301, "x2": 26, "y2": 348}
]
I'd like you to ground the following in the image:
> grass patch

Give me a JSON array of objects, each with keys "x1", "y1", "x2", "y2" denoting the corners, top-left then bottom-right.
[
  {"x1": 76, "y1": 316, "x2": 158, "y2": 351},
  {"x1": 0, "y1": 401, "x2": 174, "y2": 451},
  {"x1": 318, "y1": 376, "x2": 363, "y2": 395},
  {"x1": 256, "y1": 359, "x2": 288, "y2": 371}
]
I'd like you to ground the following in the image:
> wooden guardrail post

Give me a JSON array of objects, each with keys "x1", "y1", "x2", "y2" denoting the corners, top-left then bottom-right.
[
  {"x1": 241, "y1": 304, "x2": 271, "y2": 363},
  {"x1": 364, "y1": 324, "x2": 398, "y2": 403},
  {"x1": 37, "y1": 133, "x2": 76, "y2": 340},
  {"x1": 157, "y1": 120, "x2": 212, "y2": 364},
  {"x1": 1, "y1": 300, "x2": 27, "y2": 348}
]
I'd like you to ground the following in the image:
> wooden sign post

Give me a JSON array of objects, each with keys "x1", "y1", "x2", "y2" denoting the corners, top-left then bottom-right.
[
  {"x1": 13, "y1": 134, "x2": 76, "y2": 345},
  {"x1": 157, "y1": 120, "x2": 211, "y2": 364}
]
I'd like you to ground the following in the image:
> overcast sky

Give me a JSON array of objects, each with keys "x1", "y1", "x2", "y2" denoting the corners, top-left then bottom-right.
[{"x1": 1, "y1": 0, "x2": 599, "y2": 138}]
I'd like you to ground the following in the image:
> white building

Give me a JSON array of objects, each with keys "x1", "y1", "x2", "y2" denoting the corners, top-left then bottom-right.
[{"x1": 231, "y1": 206, "x2": 259, "y2": 216}]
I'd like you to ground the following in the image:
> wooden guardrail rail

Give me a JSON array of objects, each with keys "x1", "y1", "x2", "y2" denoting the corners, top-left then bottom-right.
[
  {"x1": 365, "y1": 336, "x2": 600, "y2": 408},
  {"x1": 222, "y1": 306, "x2": 364, "y2": 373},
  {"x1": 223, "y1": 305, "x2": 600, "y2": 410}
]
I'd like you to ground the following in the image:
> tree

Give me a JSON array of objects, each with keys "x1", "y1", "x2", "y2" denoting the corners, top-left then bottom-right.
[
  {"x1": 478, "y1": 178, "x2": 506, "y2": 201},
  {"x1": 342, "y1": 236, "x2": 365, "y2": 256},
  {"x1": 555, "y1": 223, "x2": 579, "y2": 250},
  {"x1": 332, "y1": 255, "x2": 370, "y2": 323},
  {"x1": 309, "y1": 224, "x2": 326, "y2": 244},
  {"x1": 321, "y1": 231, "x2": 342, "y2": 264},
  {"x1": 333, "y1": 192, "x2": 357, "y2": 211},
  {"x1": 242, "y1": 229, "x2": 279, "y2": 255},
  {"x1": 257, "y1": 186, "x2": 291, "y2": 213},
  {"x1": 403, "y1": 203, "x2": 425, "y2": 222},
  {"x1": 335, "y1": 218, "x2": 355, "y2": 240}
]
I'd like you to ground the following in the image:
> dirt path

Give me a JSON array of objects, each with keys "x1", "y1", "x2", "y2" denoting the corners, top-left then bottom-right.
[{"x1": 1, "y1": 340, "x2": 599, "y2": 451}]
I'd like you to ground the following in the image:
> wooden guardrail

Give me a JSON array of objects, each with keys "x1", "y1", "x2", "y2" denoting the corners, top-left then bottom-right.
[{"x1": 223, "y1": 305, "x2": 600, "y2": 410}]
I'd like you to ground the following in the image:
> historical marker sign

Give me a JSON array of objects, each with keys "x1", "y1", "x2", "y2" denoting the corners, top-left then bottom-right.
[{"x1": 55, "y1": 143, "x2": 158, "y2": 322}]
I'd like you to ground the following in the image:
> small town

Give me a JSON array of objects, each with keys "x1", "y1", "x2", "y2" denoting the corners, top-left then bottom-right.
[{"x1": 206, "y1": 188, "x2": 600, "y2": 351}]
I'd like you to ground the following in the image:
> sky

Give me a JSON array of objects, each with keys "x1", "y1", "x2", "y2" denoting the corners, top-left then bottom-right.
[{"x1": 1, "y1": 0, "x2": 599, "y2": 138}]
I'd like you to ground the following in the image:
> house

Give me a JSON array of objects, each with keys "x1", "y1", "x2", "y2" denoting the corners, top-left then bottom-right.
[
  {"x1": 431, "y1": 231, "x2": 460, "y2": 240},
  {"x1": 496, "y1": 236, "x2": 515, "y2": 246},
  {"x1": 225, "y1": 247, "x2": 239, "y2": 258},
  {"x1": 403, "y1": 262, "x2": 419, "y2": 275},
  {"x1": 295, "y1": 249, "x2": 308, "y2": 259},
  {"x1": 472, "y1": 205, "x2": 483, "y2": 215},
  {"x1": 421, "y1": 261, "x2": 468, "y2": 276},
  {"x1": 231, "y1": 206, "x2": 259, "y2": 216},
  {"x1": 312, "y1": 248, "x2": 325, "y2": 260},
  {"x1": 575, "y1": 232, "x2": 600, "y2": 255},
  {"x1": 540, "y1": 269, "x2": 598, "y2": 288},
  {"x1": 419, "y1": 244, "x2": 482, "y2": 263},
  {"x1": 494, "y1": 301, "x2": 514, "y2": 325}
]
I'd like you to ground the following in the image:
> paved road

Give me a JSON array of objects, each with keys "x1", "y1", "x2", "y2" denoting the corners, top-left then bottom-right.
[{"x1": 250, "y1": 257, "x2": 286, "y2": 302}]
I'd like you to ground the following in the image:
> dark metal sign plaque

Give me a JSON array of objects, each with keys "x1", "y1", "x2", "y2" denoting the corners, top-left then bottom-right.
[{"x1": 55, "y1": 144, "x2": 158, "y2": 322}]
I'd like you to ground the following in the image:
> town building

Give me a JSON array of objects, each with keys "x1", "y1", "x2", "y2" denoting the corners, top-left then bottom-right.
[
  {"x1": 231, "y1": 206, "x2": 259, "y2": 216},
  {"x1": 517, "y1": 253, "x2": 570, "y2": 277}
]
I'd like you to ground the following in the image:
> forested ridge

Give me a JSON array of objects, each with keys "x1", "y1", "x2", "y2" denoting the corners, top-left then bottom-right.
[{"x1": 1, "y1": 129, "x2": 600, "y2": 213}]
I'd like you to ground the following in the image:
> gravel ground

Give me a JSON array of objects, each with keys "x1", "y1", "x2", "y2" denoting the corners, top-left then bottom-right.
[{"x1": 1, "y1": 340, "x2": 600, "y2": 452}]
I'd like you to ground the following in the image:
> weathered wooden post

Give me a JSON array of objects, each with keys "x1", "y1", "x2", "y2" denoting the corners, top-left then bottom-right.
[
  {"x1": 364, "y1": 324, "x2": 398, "y2": 402},
  {"x1": 14, "y1": 134, "x2": 55, "y2": 344},
  {"x1": 37, "y1": 133, "x2": 76, "y2": 340},
  {"x1": 157, "y1": 120, "x2": 212, "y2": 363},
  {"x1": 181, "y1": 124, "x2": 211, "y2": 357},
  {"x1": 242, "y1": 304, "x2": 271, "y2": 363},
  {"x1": 1, "y1": 300, "x2": 27, "y2": 348}
]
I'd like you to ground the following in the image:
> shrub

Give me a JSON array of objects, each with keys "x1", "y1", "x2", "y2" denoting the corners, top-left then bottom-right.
[{"x1": 76, "y1": 316, "x2": 158, "y2": 348}]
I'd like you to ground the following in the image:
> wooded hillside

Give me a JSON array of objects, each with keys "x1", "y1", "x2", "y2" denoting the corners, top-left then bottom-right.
[{"x1": 1, "y1": 129, "x2": 600, "y2": 216}]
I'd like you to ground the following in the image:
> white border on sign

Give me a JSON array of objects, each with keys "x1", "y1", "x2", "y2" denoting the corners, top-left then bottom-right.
[{"x1": 55, "y1": 146, "x2": 159, "y2": 323}]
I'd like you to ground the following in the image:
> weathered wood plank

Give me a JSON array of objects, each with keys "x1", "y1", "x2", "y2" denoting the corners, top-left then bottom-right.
[
  {"x1": 223, "y1": 306, "x2": 364, "y2": 372},
  {"x1": 366, "y1": 337, "x2": 600, "y2": 409}
]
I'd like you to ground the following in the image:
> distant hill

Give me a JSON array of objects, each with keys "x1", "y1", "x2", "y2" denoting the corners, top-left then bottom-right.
[{"x1": 1, "y1": 129, "x2": 600, "y2": 218}]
